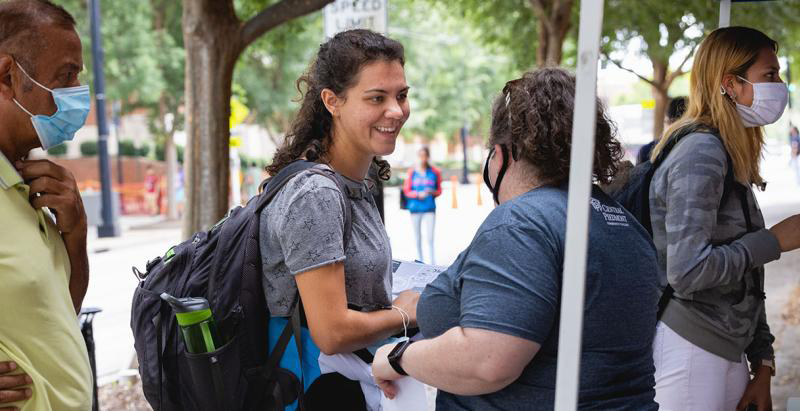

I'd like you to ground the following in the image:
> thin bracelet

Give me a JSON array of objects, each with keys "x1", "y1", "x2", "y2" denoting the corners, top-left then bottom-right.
[{"x1": 391, "y1": 305, "x2": 409, "y2": 338}]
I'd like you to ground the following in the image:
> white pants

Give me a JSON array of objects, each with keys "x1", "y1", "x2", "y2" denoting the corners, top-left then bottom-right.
[
  {"x1": 653, "y1": 321, "x2": 750, "y2": 411},
  {"x1": 410, "y1": 212, "x2": 435, "y2": 264}
]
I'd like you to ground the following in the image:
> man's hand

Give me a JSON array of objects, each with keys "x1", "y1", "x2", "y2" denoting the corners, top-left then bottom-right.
[
  {"x1": 14, "y1": 159, "x2": 86, "y2": 235},
  {"x1": 372, "y1": 343, "x2": 403, "y2": 399},
  {"x1": 0, "y1": 362, "x2": 32, "y2": 410},
  {"x1": 736, "y1": 366, "x2": 772, "y2": 411},
  {"x1": 15, "y1": 159, "x2": 89, "y2": 312}
]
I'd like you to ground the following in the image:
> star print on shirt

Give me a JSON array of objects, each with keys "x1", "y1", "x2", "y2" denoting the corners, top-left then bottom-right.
[
  {"x1": 307, "y1": 248, "x2": 322, "y2": 261},
  {"x1": 302, "y1": 218, "x2": 315, "y2": 231},
  {"x1": 289, "y1": 240, "x2": 301, "y2": 253},
  {"x1": 277, "y1": 295, "x2": 291, "y2": 310},
  {"x1": 284, "y1": 209, "x2": 297, "y2": 225},
  {"x1": 364, "y1": 261, "x2": 377, "y2": 272},
  {"x1": 321, "y1": 195, "x2": 333, "y2": 208},
  {"x1": 323, "y1": 231, "x2": 336, "y2": 243}
]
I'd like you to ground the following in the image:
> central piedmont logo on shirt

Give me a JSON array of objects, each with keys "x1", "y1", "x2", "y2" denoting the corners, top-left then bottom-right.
[{"x1": 590, "y1": 197, "x2": 629, "y2": 227}]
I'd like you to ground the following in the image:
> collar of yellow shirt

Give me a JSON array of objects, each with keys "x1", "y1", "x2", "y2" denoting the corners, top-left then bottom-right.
[{"x1": 0, "y1": 152, "x2": 51, "y2": 240}]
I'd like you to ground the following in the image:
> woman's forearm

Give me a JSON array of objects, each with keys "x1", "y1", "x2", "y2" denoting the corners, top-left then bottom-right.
[
  {"x1": 296, "y1": 263, "x2": 409, "y2": 355},
  {"x1": 325, "y1": 308, "x2": 404, "y2": 354}
]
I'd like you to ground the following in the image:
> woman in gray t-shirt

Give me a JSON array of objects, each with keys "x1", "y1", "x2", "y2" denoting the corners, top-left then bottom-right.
[{"x1": 261, "y1": 30, "x2": 418, "y2": 410}]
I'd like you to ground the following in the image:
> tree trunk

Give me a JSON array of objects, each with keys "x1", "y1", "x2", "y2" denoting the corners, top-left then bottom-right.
[
  {"x1": 182, "y1": 1, "x2": 240, "y2": 237},
  {"x1": 536, "y1": 19, "x2": 548, "y2": 67},
  {"x1": 650, "y1": 60, "x2": 669, "y2": 141},
  {"x1": 181, "y1": 0, "x2": 333, "y2": 237},
  {"x1": 530, "y1": 0, "x2": 574, "y2": 67}
]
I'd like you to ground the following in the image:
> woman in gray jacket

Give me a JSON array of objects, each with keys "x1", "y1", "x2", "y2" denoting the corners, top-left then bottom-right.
[{"x1": 649, "y1": 27, "x2": 800, "y2": 411}]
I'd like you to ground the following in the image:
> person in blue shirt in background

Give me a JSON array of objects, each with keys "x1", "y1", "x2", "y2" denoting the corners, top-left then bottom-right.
[{"x1": 402, "y1": 146, "x2": 442, "y2": 264}]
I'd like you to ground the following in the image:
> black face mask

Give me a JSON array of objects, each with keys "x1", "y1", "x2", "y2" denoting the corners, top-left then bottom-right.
[{"x1": 483, "y1": 145, "x2": 510, "y2": 205}]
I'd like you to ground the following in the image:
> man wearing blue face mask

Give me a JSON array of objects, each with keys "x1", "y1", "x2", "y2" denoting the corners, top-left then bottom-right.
[{"x1": 0, "y1": 1, "x2": 93, "y2": 410}]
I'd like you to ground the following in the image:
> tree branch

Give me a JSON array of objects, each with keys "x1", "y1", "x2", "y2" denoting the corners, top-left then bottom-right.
[
  {"x1": 665, "y1": 41, "x2": 698, "y2": 85},
  {"x1": 529, "y1": 0, "x2": 553, "y2": 33},
  {"x1": 240, "y1": 0, "x2": 334, "y2": 51},
  {"x1": 602, "y1": 52, "x2": 657, "y2": 88},
  {"x1": 676, "y1": 44, "x2": 695, "y2": 73}
]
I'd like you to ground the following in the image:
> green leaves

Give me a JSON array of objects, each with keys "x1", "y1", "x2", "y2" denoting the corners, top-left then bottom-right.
[
  {"x1": 232, "y1": 14, "x2": 321, "y2": 136},
  {"x1": 391, "y1": 0, "x2": 516, "y2": 141}
]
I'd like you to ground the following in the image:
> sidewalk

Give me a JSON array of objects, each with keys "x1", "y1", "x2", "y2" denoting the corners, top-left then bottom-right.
[
  {"x1": 755, "y1": 144, "x2": 800, "y2": 410},
  {"x1": 83, "y1": 215, "x2": 181, "y2": 382}
]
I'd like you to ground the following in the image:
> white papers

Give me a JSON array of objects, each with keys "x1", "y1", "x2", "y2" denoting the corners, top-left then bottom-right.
[
  {"x1": 380, "y1": 376, "x2": 429, "y2": 411},
  {"x1": 391, "y1": 259, "x2": 447, "y2": 297}
]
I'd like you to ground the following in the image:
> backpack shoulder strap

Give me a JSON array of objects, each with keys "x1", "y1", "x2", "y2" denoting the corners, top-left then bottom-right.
[
  {"x1": 256, "y1": 161, "x2": 355, "y2": 250},
  {"x1": 637, "y1": 124, "x2": 705, "y2": 236},
  {"x1": 255, "y1": 160, "x2": 318, "y2": 213}
]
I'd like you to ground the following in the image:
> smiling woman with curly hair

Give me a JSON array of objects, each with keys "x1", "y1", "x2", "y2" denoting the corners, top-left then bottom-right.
[{"x1": 371, "y1": 67, "x2": 661, "y2": 410}]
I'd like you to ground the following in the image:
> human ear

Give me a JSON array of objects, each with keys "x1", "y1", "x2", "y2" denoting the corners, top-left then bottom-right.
[
  {"x1": 720, "y1": 73, "x2": 739, "y2": 99},
  {"x1": 321, "y1": 88, "x2": 340, "y2": 117},
  {"x1": 491, "y1": 144, "x2": 504, "y2": 168},
  {"x1": 0, "y1": 54, "x2": 15, "y2": 101}
]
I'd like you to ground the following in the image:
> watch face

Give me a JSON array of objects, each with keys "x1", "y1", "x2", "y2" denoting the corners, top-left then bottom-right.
[{"x1": 388, "y1": 340, "x2": 409, "y2": 359}]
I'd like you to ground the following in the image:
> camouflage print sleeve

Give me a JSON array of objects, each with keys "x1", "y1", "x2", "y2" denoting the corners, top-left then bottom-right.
[
  {"x1": 661, "y1": 134, "x2": 775, "y2": 296},
  {"x1": 745, "y1": 303, "x2": 775, "y2": 370}
]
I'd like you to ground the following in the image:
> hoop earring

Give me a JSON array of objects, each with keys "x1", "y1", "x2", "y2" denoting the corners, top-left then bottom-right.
[{"x1": 721, "y1": 87, "x2": 737, "y2": 101}]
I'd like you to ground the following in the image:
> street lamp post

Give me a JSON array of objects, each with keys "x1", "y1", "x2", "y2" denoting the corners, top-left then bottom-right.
[{"x1": 89, "y1": 0, "x2": 120, "y2": 237}]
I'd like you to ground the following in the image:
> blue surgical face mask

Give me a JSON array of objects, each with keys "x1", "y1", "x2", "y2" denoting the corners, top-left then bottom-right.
[{"x1": 12, "y1": 61, "x2": 90, "y2": 150}]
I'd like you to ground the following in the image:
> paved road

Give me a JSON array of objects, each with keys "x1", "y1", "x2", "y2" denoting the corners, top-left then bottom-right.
[{"x1": 83, "y1": 145, "x2": 800, "y2": 408}]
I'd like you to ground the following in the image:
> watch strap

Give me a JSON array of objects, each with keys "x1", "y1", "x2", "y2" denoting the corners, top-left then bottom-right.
[{"x1": 388, "y1": 340, "x2": 413, "y2": 376}]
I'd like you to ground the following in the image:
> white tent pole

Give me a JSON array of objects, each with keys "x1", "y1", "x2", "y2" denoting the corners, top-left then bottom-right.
[
  {"x1": 719, "y1": 0, "x2": 731, "y2": 27},
  {"x1": 553, "y1": 0, "x2": 605, "y2": 410}
]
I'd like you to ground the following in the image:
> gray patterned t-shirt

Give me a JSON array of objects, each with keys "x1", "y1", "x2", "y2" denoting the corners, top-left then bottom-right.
[{"x1": 259, "y1": 165, "x2": 392, "y2": 317}]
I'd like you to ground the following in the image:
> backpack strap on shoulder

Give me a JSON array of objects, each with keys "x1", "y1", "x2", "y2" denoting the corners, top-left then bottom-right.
[{"x1": 255, "y1": 160, "x2": 318, "y2": 214}]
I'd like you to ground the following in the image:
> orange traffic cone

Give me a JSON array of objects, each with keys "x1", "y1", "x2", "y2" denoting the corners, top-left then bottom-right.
[
  {"x1": 476, "y1": 176, "x2": 482, "y2": 206},
  {"x1": 451, "y1": 175, "x2": 458, "y2": 209}
]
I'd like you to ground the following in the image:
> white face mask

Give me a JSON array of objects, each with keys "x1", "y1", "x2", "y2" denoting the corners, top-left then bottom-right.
[{"x1": 728, "y1": 76, "x2": 788, "y2": 127}]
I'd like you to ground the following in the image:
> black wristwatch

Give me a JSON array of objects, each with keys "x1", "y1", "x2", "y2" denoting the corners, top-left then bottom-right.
[{"x1": 387, "y1": 339, "x2": 414, "y2": 376}]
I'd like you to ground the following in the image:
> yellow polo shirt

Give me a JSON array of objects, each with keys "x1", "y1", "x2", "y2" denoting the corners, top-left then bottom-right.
[{"x1": 0, "y1": 153, "x2": 92, "y2": 411}]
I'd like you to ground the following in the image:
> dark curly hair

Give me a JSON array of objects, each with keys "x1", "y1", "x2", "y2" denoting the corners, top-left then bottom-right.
[
  {"x1": 266, "y1": 29, "x2": 404, "y2": 180},
  {"x1": 489, "y1": 68, "x2": 623, "y2": 186}
]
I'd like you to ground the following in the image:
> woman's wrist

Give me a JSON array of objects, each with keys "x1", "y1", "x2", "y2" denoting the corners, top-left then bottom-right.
[
  {"x1": 391, "y1": 305, "x2": 411, "y2": 336},
  {"x1": 752, "y1": 364, "x2": 773, "y2": 383}
]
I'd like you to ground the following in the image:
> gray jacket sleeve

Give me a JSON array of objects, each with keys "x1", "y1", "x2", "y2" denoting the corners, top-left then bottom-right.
[{"x1": 661, "y1": 134, "x2": 780, "y2": 296}]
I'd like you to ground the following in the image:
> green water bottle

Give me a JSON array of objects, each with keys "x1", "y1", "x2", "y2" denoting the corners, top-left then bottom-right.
[{"x1": 160, "y1": 293, "x2": 222, "y2": 354}]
